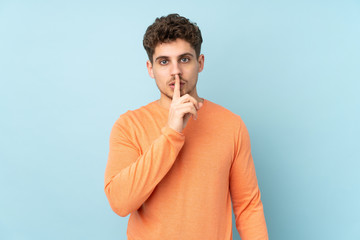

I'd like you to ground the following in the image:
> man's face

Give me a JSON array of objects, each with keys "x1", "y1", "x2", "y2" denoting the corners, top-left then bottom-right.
[{"x1": 146, "y1": 38, "x2": 204, "y2": 100}]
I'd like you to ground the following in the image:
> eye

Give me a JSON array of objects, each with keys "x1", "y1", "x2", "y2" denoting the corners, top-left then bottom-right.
[
  {"x1": 180, "y1": 57, "x2": 190, "y2": 63},
  {"x1": 159, "y1": 60, "x2": 168, "y2": 65}
]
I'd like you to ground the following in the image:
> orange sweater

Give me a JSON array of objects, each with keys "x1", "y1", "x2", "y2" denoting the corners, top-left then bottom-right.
[{"x1": 104, "y1": 99, "x2": 268, "y2": 240}]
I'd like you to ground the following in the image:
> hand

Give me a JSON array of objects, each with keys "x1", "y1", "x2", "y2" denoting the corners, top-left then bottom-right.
[{"x1": 167, "y1": 75, "x2": 203, "y2": 133}]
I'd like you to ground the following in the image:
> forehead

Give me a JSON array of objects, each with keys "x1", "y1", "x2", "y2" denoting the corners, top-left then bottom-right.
[{"x1": 153, "y1": 39, "x2": 195, "y2": 58}]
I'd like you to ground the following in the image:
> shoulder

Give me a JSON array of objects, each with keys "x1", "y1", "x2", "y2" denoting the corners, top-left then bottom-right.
[
  {"x1": 112, "y1": 100, "x2": 167, "y2": 137},
  {"x1": 115, "y1": 101, "x2": 159, "y2": 124},
  {"x1": 109, "y1": 103, "x2": 154, "y2": 140},
  {"x1": 202, "y1": 100, "x2": 250, "y2": 141},
  {"x1": 204, "y1": 99, "x2": 245, "y2": 127}
]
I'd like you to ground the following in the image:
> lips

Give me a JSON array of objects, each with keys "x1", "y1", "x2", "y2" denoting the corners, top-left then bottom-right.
[
  {"x1": 169, "y1": 82, "x2": 185, "y2": 89},
  {"x1": 169, "y1": 81, "x2": 185, "y2": 86}
]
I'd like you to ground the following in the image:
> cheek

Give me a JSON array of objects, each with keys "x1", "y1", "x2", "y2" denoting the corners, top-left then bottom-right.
[
  {"x1": 153, "y1": 72, "x2": 167, "y2": 87},
  {"x1": 153, "y1": 68, "x2": 167, "y2": 78},
  {"x1": 188, "y1": 64, "x2": 199, "y2": 73},
  {"x1": 186, "y1": 66, "x2": 199, "y2": 78}
]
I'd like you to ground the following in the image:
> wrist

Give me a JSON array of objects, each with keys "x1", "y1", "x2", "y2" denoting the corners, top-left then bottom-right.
[{"x1": 167, "y1": 123, "x2": 182, "y2": 134}]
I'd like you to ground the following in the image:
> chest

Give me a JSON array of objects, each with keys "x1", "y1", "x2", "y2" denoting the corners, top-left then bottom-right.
[{"x1": 135, "y1": 118, "x2": 235, "y2": 181}]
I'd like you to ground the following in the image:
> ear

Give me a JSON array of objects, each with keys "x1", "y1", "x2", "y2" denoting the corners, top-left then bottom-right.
[
  {"x1": 146, "y1": 60, "x2": 155, "y2": 79},
  {"x1": 198, "y1": 54, "x2": 205, "y2": 73}
]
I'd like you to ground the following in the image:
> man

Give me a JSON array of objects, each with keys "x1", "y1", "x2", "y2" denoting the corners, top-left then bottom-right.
[{"x1": 104, "y1": 14, "x2": 268, "y2": 240}]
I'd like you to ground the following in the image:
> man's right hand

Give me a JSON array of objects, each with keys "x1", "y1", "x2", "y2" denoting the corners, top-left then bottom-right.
[{"x1": 167, "y1": 75, "x2": 203, "y2": 133}]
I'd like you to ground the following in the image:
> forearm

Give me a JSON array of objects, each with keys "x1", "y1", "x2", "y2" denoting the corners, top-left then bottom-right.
[
  {"x1": 233, "y1": 188, "x2": 268, "y2": 240},
  {"x1": 104, "y1": 125, "x2": 185, "y2": 217}
]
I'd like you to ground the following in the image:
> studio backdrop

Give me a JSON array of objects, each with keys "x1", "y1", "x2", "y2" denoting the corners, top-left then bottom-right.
[{"x1": 1, "y1": 0, "x2": 359, "y2": 239}]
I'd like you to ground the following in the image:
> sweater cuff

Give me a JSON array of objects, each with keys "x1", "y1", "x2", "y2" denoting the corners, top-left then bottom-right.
[{"x1": 161, "y1": 125, "x2": 185, "y2": 141}]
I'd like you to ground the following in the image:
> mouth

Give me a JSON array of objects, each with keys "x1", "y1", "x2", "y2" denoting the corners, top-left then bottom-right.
[{"x1": 169, "y1": 81, "x2": 185, "y2": 88}]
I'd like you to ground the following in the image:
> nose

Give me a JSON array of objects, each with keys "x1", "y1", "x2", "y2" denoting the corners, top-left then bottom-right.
[{"x1": 170, "y1": 62, "x2": 182, "y2": 78}]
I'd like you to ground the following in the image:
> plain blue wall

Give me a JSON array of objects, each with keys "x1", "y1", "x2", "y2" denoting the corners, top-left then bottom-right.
[{"x1": 1, "y1": 0, "x2": 359, "y2": 239}]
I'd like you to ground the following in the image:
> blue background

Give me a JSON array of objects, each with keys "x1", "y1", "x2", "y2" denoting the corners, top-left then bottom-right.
[{"x1": 1, "y1": 0, "x2": 359, "y2": 239}]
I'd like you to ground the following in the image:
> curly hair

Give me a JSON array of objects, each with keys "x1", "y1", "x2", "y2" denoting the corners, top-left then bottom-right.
[{"x1": 143, "y1": 14, "x2": 203, "y2": 63}]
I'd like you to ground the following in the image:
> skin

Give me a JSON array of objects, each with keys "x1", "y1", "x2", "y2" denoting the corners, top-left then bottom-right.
[{"x1": 146, "y1": 39, "x2": 204, "y2": 133}]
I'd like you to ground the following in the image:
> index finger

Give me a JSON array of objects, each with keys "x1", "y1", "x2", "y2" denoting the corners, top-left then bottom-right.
[{"x1": 173, "y1": 74, "x2": 181, "y2": 100}]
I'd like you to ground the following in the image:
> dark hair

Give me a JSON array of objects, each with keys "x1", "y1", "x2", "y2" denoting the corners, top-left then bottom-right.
[{"x1": 143, "y1": 13, "x2": 203, "y2": 63}]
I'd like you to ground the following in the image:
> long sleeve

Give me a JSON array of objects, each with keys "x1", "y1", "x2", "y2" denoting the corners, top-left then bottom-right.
[
  {"x1": 104, "y1": 116, "x2": 185, "y2": 217},
  {"x1": 230, "y1": 120, "x2": 268, "y2": 240}
]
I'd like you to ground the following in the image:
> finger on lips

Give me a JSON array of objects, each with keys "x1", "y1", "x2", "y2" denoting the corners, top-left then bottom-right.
[
  {"x1": 172, "y1": 74, "x2": 200, "y2": 120},
  {"x1": 173, "y1": 74, "x2": 181, "y2": 100}
]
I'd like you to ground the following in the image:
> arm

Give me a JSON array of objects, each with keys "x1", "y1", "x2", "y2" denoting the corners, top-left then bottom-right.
[
  {"x1": 104, "y1": 119, "x2": 185, "y2": 217},
  {"x1": 105, "y1": 74, "x2": 201, "y2": 217},
  {"x1": 230, "y1": 120, "x2": 268, "y2": 240}
]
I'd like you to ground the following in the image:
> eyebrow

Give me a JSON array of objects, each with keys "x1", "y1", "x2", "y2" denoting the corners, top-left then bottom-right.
[{"x1": 155, "y1": 52, "x2": 194, "y2": 62}]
